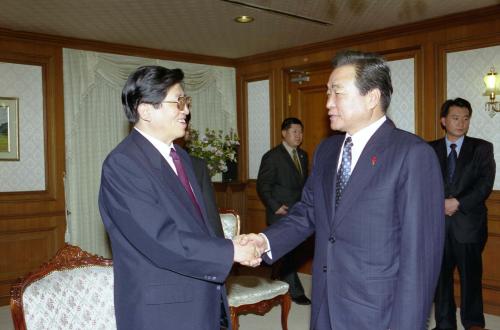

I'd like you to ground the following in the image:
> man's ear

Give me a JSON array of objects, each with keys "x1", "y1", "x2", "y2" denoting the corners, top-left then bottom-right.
[
  {"x1": 366, "y1": 88, "x2": 381, "y2": 110},
  {"x1": 137, "y1": 103, "x2": 152, "y2": 122},
  {"x1": 440, "y1": 117, "x2": 447, "y2": 129}
]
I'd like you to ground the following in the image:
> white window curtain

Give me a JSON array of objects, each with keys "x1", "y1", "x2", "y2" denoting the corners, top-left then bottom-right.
[{"x1": 63, "y1": 49, "x2": 237, "y2": 256}]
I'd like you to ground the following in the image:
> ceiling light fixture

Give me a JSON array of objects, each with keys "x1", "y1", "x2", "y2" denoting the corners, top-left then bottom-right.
[
  {"x1": 222, "y1": 0, "x2": 332, "y2": 26},
  {"x1": 234, "y1": 15, "x2": 254, "y2": 23}
]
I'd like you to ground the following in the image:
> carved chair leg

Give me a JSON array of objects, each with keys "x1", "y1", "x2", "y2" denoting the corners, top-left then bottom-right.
[
  {"x1": 281, "y1": 293, "x2": 292, "y2": 330},
  {"x1": 230, "y1": 307, "x2": 239, "y2": 330}
]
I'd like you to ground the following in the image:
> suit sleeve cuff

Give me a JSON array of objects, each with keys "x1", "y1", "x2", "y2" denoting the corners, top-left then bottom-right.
[{"x1": 259, "y1": 233, "x2": 273, "y2": 259}]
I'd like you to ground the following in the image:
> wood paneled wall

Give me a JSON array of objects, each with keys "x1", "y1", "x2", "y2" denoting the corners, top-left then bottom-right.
[
  {"x1": 484, "y1": 191, "x2": 500, "y2": 314},
  {"x1": 0, "y1": 37, "x2": 66, "y2": 305},
  {"x1": 235, "y1": 5, "x2": 500, "y2": 314}
]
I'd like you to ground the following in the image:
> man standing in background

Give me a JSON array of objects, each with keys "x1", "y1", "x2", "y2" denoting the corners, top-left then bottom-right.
[
  {"x1": 431, "y1": 98, "x2": 496, "y2": 330},
  {"x1": 257, "y1": 117, "x2": 311, "y2": 305}
]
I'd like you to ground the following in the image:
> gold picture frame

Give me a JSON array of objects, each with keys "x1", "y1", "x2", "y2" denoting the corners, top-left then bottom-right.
[{"x1": 0, "y1": 97, "x2": 20, "y2": 160}]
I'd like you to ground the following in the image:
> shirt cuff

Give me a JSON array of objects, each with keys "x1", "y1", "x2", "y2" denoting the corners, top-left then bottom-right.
[{"x1": 259, "y1": 233, "x2": 272, "y2": 259}]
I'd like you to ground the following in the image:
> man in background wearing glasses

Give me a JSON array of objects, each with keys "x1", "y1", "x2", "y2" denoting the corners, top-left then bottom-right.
[{"x1": 99, "y1": 65, "x2": 260, "y2": 330}]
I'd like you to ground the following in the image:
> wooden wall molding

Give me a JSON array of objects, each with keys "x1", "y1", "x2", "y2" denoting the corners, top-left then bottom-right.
[
  {"x1": 0, "y1": 38, "x2": 66, "y2": 306},
  {"x1": 0, "y1": 37, "x2": 65, "y2": 216},
  {"x1": 0, "y1": 214, "x2": 65, "y2": 305},
  {"x1": 237, "y1": 70, "x2": 275, "y2": 180},
  {"x1": 436, "y1": 33, "x2": 500, "y2": 135},
  {"x1": 0, "y1": 27, "x2": 235, "y2": 67}
]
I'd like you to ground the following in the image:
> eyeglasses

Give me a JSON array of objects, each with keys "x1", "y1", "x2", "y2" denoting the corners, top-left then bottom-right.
[{"x1": 162, "y1": 96, "x2": 192, "y2": 111}]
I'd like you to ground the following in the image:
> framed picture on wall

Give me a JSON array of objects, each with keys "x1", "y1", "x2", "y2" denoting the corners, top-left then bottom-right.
[{"x1": 0, "y1": 97, "x2": 20, "y2": 160}]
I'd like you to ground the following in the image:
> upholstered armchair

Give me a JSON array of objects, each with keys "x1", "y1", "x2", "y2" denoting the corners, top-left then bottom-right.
[
  {"x1": 219, "y1": 209, "x2": 291, "y2": 330},
  {"x1": 10, "y1": 244, "x2": 115, "y2": 330}
]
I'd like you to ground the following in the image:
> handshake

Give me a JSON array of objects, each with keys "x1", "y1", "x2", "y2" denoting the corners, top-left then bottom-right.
[{"x1": 232, "y1": 233, "x2": 269, "y2": 267}]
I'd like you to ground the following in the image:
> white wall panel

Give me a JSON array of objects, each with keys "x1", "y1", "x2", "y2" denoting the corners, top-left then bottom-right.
[
  {"x1": 0, "y1": 62, "x2": 45, "y2": 192},
  {"x1": 387, "y1": 58, "x2": 415, "y2": 133},
  {"x1": 247, "y1": 80, "x2": 270, "y2": 179}
]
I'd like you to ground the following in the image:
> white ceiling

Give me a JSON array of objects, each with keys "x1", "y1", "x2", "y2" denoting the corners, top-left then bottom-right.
[{"x1": 0, "y1": 0, "x2": 499, "y2": 59}]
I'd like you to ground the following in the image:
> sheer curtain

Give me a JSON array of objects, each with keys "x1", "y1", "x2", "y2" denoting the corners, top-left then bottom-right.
[{"x1": 63, "y1": 49, "x2": 236, "y2": 256}]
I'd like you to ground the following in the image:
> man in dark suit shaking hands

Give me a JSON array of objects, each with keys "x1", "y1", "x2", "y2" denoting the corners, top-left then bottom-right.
[
  {"x1": 430, "y1": 98, "x2": 496, "y2": 330},
  {"x1": 240, "y1": 50, "x2": 445, "y2": 329},
  {"x1": 98, "y1": 66, "x2": 260, "y2": 330},
  {"x1": 257, "y1": 117, "x2": 310, "y2": 305}
]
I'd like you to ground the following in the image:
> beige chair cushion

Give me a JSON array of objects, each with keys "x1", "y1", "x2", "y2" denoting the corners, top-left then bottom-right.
[
  {"x1": 23, "y1": 265, "x2": 116, "y2": 330},
  {"x1": 226, "y1": 275, "x2": 289, "y2": 307}
]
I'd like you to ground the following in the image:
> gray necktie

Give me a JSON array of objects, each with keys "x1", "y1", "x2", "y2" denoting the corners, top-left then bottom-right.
[{"x1": 335, "y1": 137, "x2": 353, "y2": 207}]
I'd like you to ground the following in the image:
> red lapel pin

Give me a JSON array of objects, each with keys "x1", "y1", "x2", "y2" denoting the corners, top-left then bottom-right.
[{"x1": 371, "y1": 156, "x2": 377, "y2": 166}]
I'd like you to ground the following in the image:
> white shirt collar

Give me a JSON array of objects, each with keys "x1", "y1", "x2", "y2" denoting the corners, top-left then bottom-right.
[
  {"x1": 348, "y1": 115, "x2": 387, "y2": 150},
  {"x1": 337, "y1": 116, "x2": 387, "y2": 173},
  {"x1": 282, "y1": 141, "x2": 296, "y2": 155},
  {"x1": 134, "y1": 128, "x2": 177, "y2": 174}
]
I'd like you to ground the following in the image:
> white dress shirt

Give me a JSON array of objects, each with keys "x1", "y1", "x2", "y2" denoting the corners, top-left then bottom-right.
[
  {"x1": 336, "y1": 116, "x2": 387, "y2": 174},
  {"x1": 445, "y1": 135, "x2": 464, "y2": 157},
  {"x1": 263, "y1": 115, "x2": 387, "y2": 258},
  {"x1": 134, "y1": 127, "x2": 177, "y2": 174}
]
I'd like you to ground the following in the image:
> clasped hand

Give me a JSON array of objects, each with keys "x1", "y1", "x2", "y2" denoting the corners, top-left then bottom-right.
[{"x1": 232, "y1": 233, "x2": 268, "y2": 267}]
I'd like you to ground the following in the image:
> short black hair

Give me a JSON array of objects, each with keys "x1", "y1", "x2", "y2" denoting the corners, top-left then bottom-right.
[
  {"x1": 281, "y1": 117, "x2": 303, "y2": 131},
  {"x1": 440, "y1": 97, "x2": 473, "y2": 118},
  {"x1": 121, "y1": 65, "x2": 184, "y2": 123},
  {"x1": 331, "y1": 50, "x2": 393, "y2": 112}
]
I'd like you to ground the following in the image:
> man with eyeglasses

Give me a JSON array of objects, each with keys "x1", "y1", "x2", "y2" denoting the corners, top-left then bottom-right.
[{"x1": 98, "y1": 65, "x2": 260, "y2": 330}]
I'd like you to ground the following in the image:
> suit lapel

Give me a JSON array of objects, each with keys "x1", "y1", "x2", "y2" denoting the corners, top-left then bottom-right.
[
  {"x1": 453, "y1": 136, "x2": 473, "y2": 182},
  {"x1": 131, "y1": 131, "x2": 211, "y2": 235},
  {"x1": 298, "y1": 148, "x2": 307, "y2": 181},
  {"x1": 177, "y1": 146, "x2": 214, "y2": 235},
  {"x1": 333, "y1": 120, "x2": 394, "y2": 229},
  {"x1": 322, "y1": 137, "x2": 344, "y2": 228},
  {"x1": 278, "y1": 144, "x2": 303, "y2": 181},
  {"x1": 435, "y1": 139, "x2": 447, "y2": 178}
]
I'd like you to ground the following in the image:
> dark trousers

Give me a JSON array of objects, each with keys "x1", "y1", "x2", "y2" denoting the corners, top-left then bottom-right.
[
  {"x1": 278, "y1": 248, "x2": 306, "y2": 298},
  {"x1": 434, "y1": 229, "x2": 485, "y2": 329},
  {"x1": 268, "y1": 218, "x2": 307, "y2": 299}
]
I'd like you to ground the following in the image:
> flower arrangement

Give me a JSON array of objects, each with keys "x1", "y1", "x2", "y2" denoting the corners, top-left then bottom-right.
[{"x1": 186, "y1": 127, "x2": 240, "y2": 177}]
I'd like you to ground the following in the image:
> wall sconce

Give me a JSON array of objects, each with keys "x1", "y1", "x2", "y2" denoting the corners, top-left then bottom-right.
[{"x1": 483, "y1": 67, "x2": 500, "y2": 117}]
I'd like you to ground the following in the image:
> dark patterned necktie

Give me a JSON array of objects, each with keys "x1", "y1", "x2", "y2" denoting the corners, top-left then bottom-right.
[
  {"x1": 335, "y1": 137, "x2": 353, "y2": 207},
  {"x1": 447, "y1": 143, "x2": 457, "y2": 183},
  {"x1": 170, "y1": 148, "x2": 203, "y2": 218}
]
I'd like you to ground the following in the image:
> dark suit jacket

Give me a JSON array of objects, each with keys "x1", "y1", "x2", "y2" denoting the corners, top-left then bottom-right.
[
  {"x1": 256, "y1": 144, "x2": 308, "y2": 225},
  {"x1": 190, "y1": 155, "x2": 225, "y2": 238},
  {"x1": 99, "y1": 130, "x2": 233, "y2": 330},
  {"x1": 429, "y1": 136, "x2": 496, "y2": 243},
  {"x1": 263, "y1": 120, "x2": 445, "y2": 329}
]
